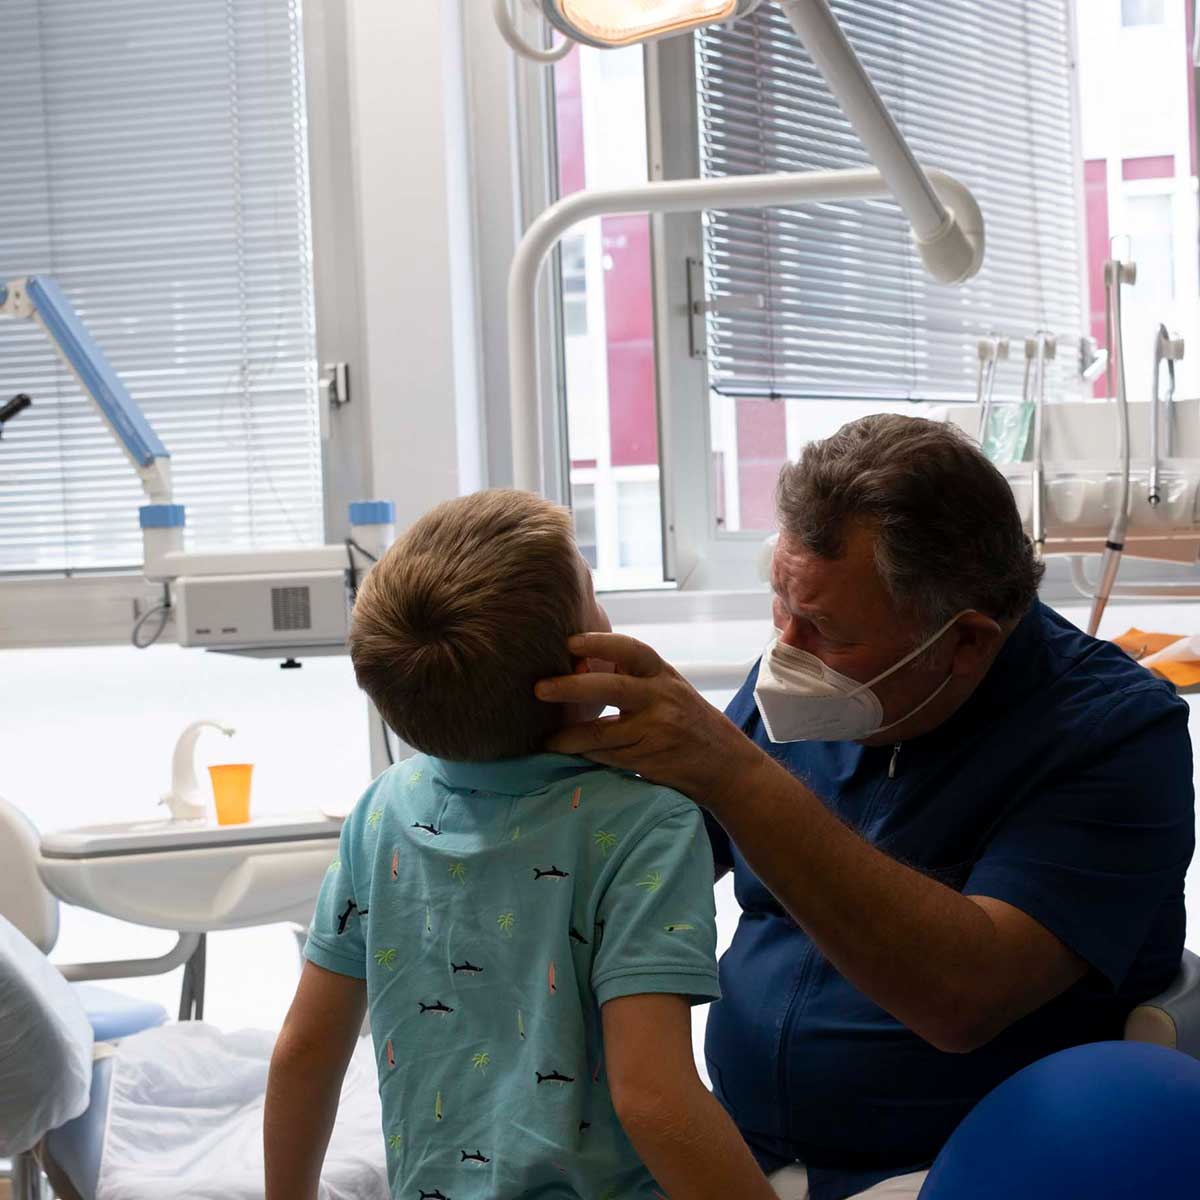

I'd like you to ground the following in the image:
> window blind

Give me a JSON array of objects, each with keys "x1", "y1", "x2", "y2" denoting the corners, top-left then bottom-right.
[
  {"x1": 0, "y1": 0, "x2": 321, "y2": 574},
  {"x1": 696, "y1": 1, "x2": 1083, "y2": 401}
]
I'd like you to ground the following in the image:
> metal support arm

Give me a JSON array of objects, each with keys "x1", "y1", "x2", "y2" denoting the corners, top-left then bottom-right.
[
  {"x1": 57, "y1": 930, "x2": 201, "y2": 984},
  {"x1": 0, "y1": 276, "x2": 173, "y2": 503},
  {"x1": 507, "y1": 165, "x2": 984, "y2": 492}
]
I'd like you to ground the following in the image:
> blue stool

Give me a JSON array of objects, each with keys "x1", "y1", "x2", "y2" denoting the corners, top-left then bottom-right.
[{"x1": 919, "y1": 1041, "x2": 1200, "y2": 1199}]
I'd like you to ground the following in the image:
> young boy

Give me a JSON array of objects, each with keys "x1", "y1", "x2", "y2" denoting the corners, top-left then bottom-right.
[{"x1": 264, "y1": 490, "x2": 776, "y2": 1200}]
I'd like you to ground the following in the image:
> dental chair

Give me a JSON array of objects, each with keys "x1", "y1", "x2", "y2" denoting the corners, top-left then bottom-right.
[
  {"x1": 0, "y1": 911, "x2": 387, "y2": 1200},
  {"x1": 1125, "y1": 948, "x2": 1200, "y2": 1057}
]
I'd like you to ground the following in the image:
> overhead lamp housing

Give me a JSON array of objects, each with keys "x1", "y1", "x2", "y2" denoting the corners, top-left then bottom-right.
[{"x1": 541, "y1": 0, "x2": 760, "y2": 48}]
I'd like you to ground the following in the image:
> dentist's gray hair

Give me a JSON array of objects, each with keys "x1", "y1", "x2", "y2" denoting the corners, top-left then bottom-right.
[{"x1": 775, "y1": 414, "x2": 1043, "y2": 631}]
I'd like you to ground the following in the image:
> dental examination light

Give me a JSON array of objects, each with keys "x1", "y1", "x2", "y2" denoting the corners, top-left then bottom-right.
[
  {"x1": 540, "y1": 0, "x2": 759, "y2": 45},
  {"x1": 493, "y1": 0, "x2": 574, "y2": 62},
  {"x1": 501, "y1": 0, "x2": 987, "y2": 492},
  {"x1": 1086, "y1": 258, "x2": 1137, "y2": 637}
]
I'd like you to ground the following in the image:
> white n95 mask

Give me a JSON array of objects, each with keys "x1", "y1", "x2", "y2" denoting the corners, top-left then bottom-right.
[{"x1": 753, "y1": 613, "x2": 965, "y2": 744}]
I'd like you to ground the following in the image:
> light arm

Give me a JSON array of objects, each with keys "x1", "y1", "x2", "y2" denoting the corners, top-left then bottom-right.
[
  {"x1": 0, "y1": 275, "x2": 172, "y2": 502},
  {"x1": 507, "y1": 166, "x2": 983, "y2": 491}
]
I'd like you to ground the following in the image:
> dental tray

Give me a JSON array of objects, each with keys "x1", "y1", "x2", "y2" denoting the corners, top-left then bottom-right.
[{"x1": 40, "y1": 812, "x2": 343, "y2": 859}]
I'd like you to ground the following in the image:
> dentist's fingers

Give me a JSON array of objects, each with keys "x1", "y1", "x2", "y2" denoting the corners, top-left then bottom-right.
[
  {"x1": 535, "y1": 670, "x2": 656, "y2": 714},
  {"x1": 563, "y1": 633, "x2": 666, "y2": 679},
  {"x1": 545, "y1": 713, "x2": 645, "y2": 757}
]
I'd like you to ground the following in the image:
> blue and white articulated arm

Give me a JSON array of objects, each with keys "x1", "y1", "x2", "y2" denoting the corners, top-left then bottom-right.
[{"x1": 0, "y1": 276, "x2": 173, "y2": 504}]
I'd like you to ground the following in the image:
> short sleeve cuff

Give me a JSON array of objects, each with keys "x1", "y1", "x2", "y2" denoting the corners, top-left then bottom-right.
[
  {"x1": 594, "y1": 966, "x2": 721, "y2": 1007},
  {"x1": 965, "y1": 860, "x2": 1129, "y2": 989},
  {"x1": 304, "y1": 932, "x2": 368, "y2": 981}
]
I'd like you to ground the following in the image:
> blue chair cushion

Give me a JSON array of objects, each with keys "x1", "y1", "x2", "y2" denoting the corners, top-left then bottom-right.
[
  {"x1": 43, "y1": 1053, "x2": 112, "y2": 1200},
  {"x1": 71, "y1": 984, "x2": 167, "y2": 1041}
]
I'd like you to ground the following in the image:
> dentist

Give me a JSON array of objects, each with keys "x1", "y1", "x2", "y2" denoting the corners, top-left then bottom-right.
[{"x1": 536, "y1": 414, "x2": 1195, "y2": 1200}]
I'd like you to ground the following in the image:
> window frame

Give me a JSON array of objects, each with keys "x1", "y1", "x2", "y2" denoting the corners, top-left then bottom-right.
[
  {"x1": 639, "y1": 4, "x2": 1096, "y2": 595},
  {"x1": 645, "y1": 33, "x2": 765, "y2": 591}
]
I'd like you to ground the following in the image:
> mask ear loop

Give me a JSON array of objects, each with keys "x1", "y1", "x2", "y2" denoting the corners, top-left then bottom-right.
[
  {"x1": 873, "y1": 673, "x2": 955, "y2": 736},
  {"x1": 842, "y1": 610, "x2": 970, "y2": 699}
]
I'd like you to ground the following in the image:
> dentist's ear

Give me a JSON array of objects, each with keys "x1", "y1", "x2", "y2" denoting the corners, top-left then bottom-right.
[{"x1": 948, "y1": 612, "x2": 1004, "y2": 677}]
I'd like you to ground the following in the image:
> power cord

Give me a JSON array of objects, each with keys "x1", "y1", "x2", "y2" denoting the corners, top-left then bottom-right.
[
  {"x1": 344, "y1": 537, "x2": 378, "y2": 600},
  {"x1": 131, "y1": 582, "x2": 173, "y2": 649}
]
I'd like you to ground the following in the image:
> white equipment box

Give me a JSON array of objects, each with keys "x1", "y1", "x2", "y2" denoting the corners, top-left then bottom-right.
[{"x1": 174, "y1": 570, "x2": 350, "y2": 650}]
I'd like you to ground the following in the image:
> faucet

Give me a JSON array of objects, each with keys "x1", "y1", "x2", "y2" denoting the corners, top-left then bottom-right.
[{"x1": 159, "y1": 719, "x2": 236, "y2": 820}]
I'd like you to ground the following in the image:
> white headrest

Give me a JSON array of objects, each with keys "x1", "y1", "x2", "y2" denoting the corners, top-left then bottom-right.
[
  {"x1": 0, "y1": 915, "x2": 93, "y2": 1154},
  {"x1": 0, "y1": 795, "x2": 59, "y2": 953}
]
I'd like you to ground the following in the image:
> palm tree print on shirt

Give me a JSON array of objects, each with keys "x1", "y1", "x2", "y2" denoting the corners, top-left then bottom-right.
[
  {"x1": 374, "y1": 947, "x2": 398, "y2": 971},
  {"x1": 472, "y1": 1052, "x2": 490, "y2": 1073},
  {"x1": 637, "y1": 871, "x2": 663, "y2": 893},
  {"x1": 497, "y1": 911, "x2": 516, "y2": 937},
  {"x1": 367, "y1": 809, "x2": 384, "y2": 830},
  {"x1": 387, "y1": 1133, "x2": 402, "y2": 1152},
  {"x1": 594, "y1": 830, "x2": 617, "y2": 857},
  {"x1": 449, "y1": 861, "x2": 467, "y2": 885}
]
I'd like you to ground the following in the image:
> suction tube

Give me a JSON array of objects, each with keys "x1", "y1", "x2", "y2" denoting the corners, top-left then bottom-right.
[{"x1": 1087, "y1": 259, "x2": 1136, "y2": 638}]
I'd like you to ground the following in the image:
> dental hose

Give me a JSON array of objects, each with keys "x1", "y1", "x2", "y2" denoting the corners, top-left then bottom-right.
[{"x1": 1087, "y1": 259, "x2": 1135, "y2": 637}]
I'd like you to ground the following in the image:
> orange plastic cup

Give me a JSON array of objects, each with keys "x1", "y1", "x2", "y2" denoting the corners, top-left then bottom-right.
[{"x1": 209, "y1": 763, "x2": 254, "y2": 825}]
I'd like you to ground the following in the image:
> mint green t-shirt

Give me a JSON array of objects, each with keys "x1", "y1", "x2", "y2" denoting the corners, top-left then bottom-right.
[{"x1": 305, "y1": 752, "x2": 721, "y2": 1199}]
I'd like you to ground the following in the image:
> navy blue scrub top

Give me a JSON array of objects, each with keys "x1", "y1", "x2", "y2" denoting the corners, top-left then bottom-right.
[{"x1": 703, "y1": 600, "x2": 1195, "y2": 1200}]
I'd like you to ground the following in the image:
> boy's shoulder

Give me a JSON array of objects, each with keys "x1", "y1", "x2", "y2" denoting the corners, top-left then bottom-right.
[
  {"x1": 569, "y1": 765, "x2": 700, "y2": 839},
  {"x1": 339, "y1": 760, "x2": 420, "y2": 833}
]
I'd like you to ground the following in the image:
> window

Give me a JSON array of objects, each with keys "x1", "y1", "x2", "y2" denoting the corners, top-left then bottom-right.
[
  {"x1": 695, "y1": 1, "x2": 1083, "y2": 533},
  {"x1": 1127, "y1": 193, "x2": 1177, "y2": 304},
  {"x1": 1077, "y1": 0, "x2": 1198, "y2": 400},
  {"x1": 0, "y1": 0, "x2": 320, "y2": 575},
  {"x1": 553, "y1": 44, "x2": 666, "y2": 590},
  {"x1": 1123, "y1": 0, "x2": 1166, "y2": 26}
]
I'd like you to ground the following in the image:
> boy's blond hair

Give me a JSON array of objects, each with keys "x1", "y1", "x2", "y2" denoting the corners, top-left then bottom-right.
[{"x1": 348, "y1": 489, "x2": 585, "y2": 762}]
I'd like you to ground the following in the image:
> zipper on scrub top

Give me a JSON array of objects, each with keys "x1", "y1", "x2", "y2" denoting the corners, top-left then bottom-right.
[{"x1": 888, "y1": 743, "x2": 902, "y2": 779}]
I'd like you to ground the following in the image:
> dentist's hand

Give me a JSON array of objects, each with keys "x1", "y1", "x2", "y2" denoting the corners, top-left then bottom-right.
[{"x1": 536, "y1": 632, "x2": 766, "y2": 807}]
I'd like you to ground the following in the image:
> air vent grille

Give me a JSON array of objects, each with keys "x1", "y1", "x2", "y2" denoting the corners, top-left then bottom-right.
[{"x1": 271, "y1": 586, "x2": 312, "y2": 631}]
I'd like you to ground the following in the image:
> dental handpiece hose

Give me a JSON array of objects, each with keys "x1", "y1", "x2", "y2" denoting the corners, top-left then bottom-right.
[
  {"x1": 1088, "y1": 260, "x2": 1135, "y2": 638},
  {"x1": 1028, "y1": 338, "x2": 1047, "y2": 560},
  {"x1": 0, "y1": 393, "x2": 31, "y2": 426},
  {"x1": 1150, "y1": 327, "x2": 1168, "y2": 506}
]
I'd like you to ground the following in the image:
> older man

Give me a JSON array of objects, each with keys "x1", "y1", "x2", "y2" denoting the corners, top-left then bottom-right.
[{"x1": 536, "y1": 415, "x2": 1195, "y2": 1200}]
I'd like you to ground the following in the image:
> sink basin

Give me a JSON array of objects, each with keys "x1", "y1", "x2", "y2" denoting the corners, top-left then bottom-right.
[{"x1": 38, "y1": 812, "x2": 344, "y2": 932}]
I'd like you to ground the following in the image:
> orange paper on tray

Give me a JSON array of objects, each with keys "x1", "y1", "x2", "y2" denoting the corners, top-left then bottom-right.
[{"x1": 1112, "y1": 628, "x2": 1200, "y2": 689}]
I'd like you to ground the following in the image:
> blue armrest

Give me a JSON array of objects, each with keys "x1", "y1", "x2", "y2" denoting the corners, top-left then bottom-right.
[{"x1": 1125, "y1": 950, "x2": 1200, "y2": 1060}]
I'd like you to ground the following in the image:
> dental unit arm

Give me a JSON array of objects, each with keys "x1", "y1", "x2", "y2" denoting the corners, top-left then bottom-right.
[
  {"x1": 1150, "y1": 324, "x2": 1186, "y2": 507},
  {"x1": 1086, "y1": 258, "x2": 1136, "y2": 637},
  {"x1": 0, "y1": 277, "x2": 395, "y2": 653}
]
